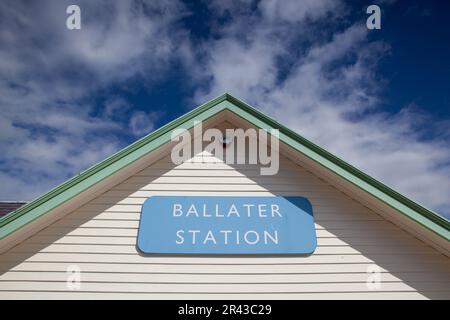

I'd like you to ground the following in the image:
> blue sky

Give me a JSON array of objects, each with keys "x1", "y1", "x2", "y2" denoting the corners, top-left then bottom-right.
[{"x1": 0, "y1": 0, "x2": 449, "y2": 218}]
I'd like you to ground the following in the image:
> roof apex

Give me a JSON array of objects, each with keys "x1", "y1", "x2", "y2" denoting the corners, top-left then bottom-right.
[{"x1": 0, "y1": 93, "x2": 448, "y2": 245}]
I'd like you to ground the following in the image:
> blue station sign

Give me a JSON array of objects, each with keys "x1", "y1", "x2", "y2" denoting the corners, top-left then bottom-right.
[{"x1": 137, "y1": 196, "x2": 317, "y2": 255}]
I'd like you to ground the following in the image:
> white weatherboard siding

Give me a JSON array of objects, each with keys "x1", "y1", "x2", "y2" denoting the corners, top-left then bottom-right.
[{"x1": 0, "y1": 121, "x2": 449, "y2": 299}]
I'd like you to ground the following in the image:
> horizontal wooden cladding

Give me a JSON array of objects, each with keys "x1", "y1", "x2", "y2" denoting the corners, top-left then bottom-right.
[
  {"x1": 66, "y1": 210, "x2": 383, "y2": 222},
  {"x1": 94, "y1": 190, "x2": 357, "y2": 202},
  {"x1": 49, "y1": 219, "x2": 398, "y2": 232},
  {"x1": 4, "y1": 262, "x2": 450, "y2": 274},
  {"x1": 136, "y1": 168, "x2": 319, "y2": 178},
  {"x1": 123, "y1": 175, "x2": 325, "y2": 186},
  {"x1": 42, "y1": 218, "x2": 412, "y2": 240},
  {"x1": 0, "y1": 282, "x2": 441, "y2": 295},
  {"x1": 0, "y1": 281, "x2": 449, "y2": 294},
  {"x1": 111, "y1": 183, "x2": 341, "y2": 193},
  {"x1": 27, "y1": 235, "x2": 138, "y2": 245},
  {"x1": 24, "y1": 235, "x2": 420, "y2": 247},
  {"x1": 0, "y1": 291, "x2": 433, "y2": 300},
  {"x1": 145, "y1": 162, "x2": 294, "y2": 171},
  {"x1": 2, "y1": 271, "x2": 449, "y2": 284},
  {"x1": 8, "y1": 243, "x2": 439, "y2": 256},
  {"x1": 75, "y1": 202, "x2": 374, "y2": 214},
  {"x1": 146, "y1": 153, "x2": 308, "y2": 166},
  {"x1": 152, "y1": 156, "x2": 317, "y2": 175},
  {"x1": 1, "y1": 132, "x2": 448, "y2": 299},
  {"x1": 89, "y1": 195, "x2": 369, "y2": 206},
  {"x1": 86, "y1": 193, "x2": 365, "y2": 206},
  {"x1": 32, "y1": 227, "x2": 416, "y2": 239},
  {"x1": 1, "y1": 252, "x2": 448, "y2": 265},
  {"x1": 84, "y1": 195, "x2": 371, "y2": 209},
  {"x1": 70, "y1": 207, "x2": 377, "y2": 216}
]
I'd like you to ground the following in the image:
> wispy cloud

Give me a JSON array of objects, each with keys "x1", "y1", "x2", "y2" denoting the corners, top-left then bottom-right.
[
  {"x1": 129, "y1": 111, "x2": 161, "y2": 137},
  {"x1": 191, "y1": 0, "x2": 450, "y2": 217},
  {"x1": 0, "y1": 0, "x2": 188, "y2": 200},
  {"x1": 0, "y1": 0, "x2": 449, "y2": 219}
]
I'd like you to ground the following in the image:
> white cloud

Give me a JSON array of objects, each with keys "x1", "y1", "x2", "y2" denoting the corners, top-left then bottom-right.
[
  {"x1": 192, "y1": 0, "x2": 450, "y2": 217},
  {"x1": 258, "y1": 0, "x2": 342, "y2": 23},
  {"x1": 129, "y1": 111, "x2": 160, "y2": 137},
  {"x1": 0, "y1": 0, "x2": 448, "y2": 220},
  {"x1": 0, "y1": 0, "x2": 188, "y2": 201}
]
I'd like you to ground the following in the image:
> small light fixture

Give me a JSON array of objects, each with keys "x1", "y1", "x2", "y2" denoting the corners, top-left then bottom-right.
[{"x1": 219, "y1": 134, "x2": 233, "y2": 148}]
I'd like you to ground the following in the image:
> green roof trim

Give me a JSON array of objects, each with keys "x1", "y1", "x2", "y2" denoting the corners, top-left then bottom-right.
[
  {"x1": 222, "y1": 96, "x2": 450, "y2": 241},
  {"x1": 0, "y1": 93, "x2": 449, "y2": 243}
]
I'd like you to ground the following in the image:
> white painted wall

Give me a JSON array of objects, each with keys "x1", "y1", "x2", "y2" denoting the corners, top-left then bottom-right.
[{"x1": 0, "y1": 121, "x2": 449, "y2": 299}]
